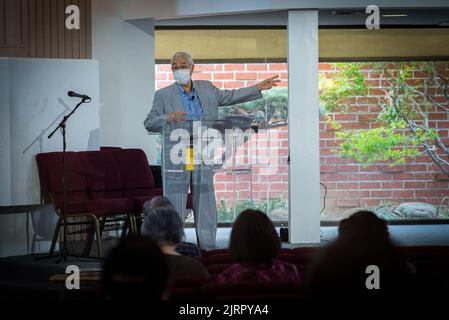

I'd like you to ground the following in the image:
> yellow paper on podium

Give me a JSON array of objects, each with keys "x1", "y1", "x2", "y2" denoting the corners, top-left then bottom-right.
[{"x1": 186, "y1": 147, "x2": 194, "y2": 171}]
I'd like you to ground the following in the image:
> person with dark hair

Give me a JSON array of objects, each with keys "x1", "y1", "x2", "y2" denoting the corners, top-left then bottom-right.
[
  {"x1": 143, "y1": 196, "x2": 202, "y2": 257},
  {"x1": 101, "y1": 235, "x2": 170, "y2": 300},
  {"x1": 141, "y1": 205, "x2": 209, "y2": 280},
  {"x1": 216, "y1": 209, "x2": 301, "y2": 284},
  {"x1": 305, "y1": 210, "x2": 416, "y2": 299}
]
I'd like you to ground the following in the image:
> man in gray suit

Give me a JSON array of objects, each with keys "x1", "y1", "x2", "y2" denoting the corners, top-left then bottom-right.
[{"x1": 144, "y1": 51, "x2": 279, "y2": 249}]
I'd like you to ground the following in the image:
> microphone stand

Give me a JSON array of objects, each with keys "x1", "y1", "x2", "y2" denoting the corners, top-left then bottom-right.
[{"x1": 47, "y1": 96, "x2": 90, "y2": 263}]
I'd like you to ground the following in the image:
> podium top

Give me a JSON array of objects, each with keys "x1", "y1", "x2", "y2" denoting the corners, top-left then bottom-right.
[{"x1": 155, "y1": 114, "x2": 257, "y2": 132}]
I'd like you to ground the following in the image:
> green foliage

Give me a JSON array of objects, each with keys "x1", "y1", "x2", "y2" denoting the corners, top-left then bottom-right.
[
  {"x1": 321, "y1": 61, "x2": 449, "y2": 167},
  {"x1": 217, "y1": 196, "x2": 288, "y2": 222},
  {"x1": 336, "y1": 124, "x2": 422, "y2": 166},
  {"x1": 319, "y1": 63, "x2": 368, "y2": 112},
  {"x1": 219, "y1": 87, "x2": 288, "y2": 125}
]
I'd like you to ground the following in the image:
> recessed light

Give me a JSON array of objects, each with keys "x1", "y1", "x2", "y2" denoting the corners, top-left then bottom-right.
[{"x1": 381, "y1": 14, "x2": 408, "y2": 17}]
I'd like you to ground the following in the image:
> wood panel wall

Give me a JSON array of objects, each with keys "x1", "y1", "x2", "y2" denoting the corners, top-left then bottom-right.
[{"x1": 0, "y1": 0, "x2": 91, "y2": 58}]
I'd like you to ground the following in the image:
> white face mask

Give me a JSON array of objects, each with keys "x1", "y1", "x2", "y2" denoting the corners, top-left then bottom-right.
[{"x1": 173, "y1": 68, "x2": 191, "y2": 85}]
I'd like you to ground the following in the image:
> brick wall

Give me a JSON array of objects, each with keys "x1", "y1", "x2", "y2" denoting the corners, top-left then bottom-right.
[{"x1": 155, "y1": 63, "x2": 449, "y2": 219}]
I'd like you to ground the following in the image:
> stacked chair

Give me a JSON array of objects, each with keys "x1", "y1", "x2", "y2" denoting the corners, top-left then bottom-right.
[{"x1": 35, "y1": 148, "x2": 163, "y2": 257}]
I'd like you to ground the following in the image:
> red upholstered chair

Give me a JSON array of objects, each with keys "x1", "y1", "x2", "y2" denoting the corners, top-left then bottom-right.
[
  {"x1": 36, "y1": 150, "x2": 139, "y2": 258},
  {"x1": 36, "y1": 152, "x2": 102, "y2": 257},
  {"x1": 110, "y1": 149, "x2": 163, "y2": 213},
  {"x1": 79, "y1": 151, "x2": 137, "y2": 254}
]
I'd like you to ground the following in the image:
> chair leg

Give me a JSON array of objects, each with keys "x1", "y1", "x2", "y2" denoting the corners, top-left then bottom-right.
[
  {"x1": 49, "y1": 216, "x2": 63, "y2": 256},
  {"x1": 83, "y1": 221, "x2": 95, "y2": 256},
  {"x1": 120, "y1": 219, "x2": 129, "y2": 241},
  {"x1": 99, "y1": 217, "x2": 106, "y2": 236},
  {"x1": 128, "y1": 214, "x2": 137, "y2": 234},
  {"x1": 93, "y1": 217, "x2": 103, "y2": 257},
  {"x1": 31, "y1": 233, "x2": 37, "y2": 254}
]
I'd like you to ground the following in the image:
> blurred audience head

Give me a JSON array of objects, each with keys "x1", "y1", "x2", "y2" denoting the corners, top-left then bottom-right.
[
  {"x1": 230, "y1": 209, "x2": 281, "y2": 265},
  {"x1": 141, "y1": 206, "x2": 185, "y2": 245},
  {"x1": 305, "y1": 210, "x2": 414, "y2": 299},
  {"x1": 338, "y1": 210, "x2": 390, "y2": 244},
  {"x1": 145, "y1": 196, "x2": 174, "y2": 211},
  {"x1": 101, "y1": 235, "x2": 170, "y2": 300}
]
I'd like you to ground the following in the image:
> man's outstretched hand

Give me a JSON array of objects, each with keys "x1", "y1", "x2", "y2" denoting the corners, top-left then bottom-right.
[{"x1": 256, "y1": 75, "x2": 281, "y2": 92}]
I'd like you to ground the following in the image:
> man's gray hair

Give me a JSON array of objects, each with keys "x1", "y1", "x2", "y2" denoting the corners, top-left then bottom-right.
[{"x1": 171, "y1": 51, "x2": 194, "y2": 67}]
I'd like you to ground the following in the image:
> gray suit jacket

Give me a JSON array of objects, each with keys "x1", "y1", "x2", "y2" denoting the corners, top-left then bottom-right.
[{"x1": 144, "y1": 80, "x2": 262, "y2": 132}]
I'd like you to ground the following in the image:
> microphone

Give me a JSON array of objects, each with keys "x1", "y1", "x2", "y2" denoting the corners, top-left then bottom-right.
[{"x1": 68, "y1": 91, "x2": 91, "y2": 100}]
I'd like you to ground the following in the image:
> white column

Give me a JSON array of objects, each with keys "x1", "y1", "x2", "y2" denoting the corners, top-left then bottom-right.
[
  {"x1": 288, "y1": 10, "x2": 320, "y2": 244},
  {"x1": 92, "y1": 0, "x2": 159, "y2": 163}
]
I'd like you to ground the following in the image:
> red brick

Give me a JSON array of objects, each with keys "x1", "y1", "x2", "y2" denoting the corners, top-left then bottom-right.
[
  {"x1": 194, "y1": 64, "x2": 216, "y2": 72},
  {"x1": 236, "y1": 72, "x2": 257, "y2": 80},
  {"x1": 336, "y1": 182, "x2": 359, "y2": 190},
  {"x1": 213, "y1": 72, "x2": 234, "y2": 80},
  {"x1": 192, "y1": 73, "x2": 212, "y2": 80},
  {"x1": 415, "y1": 189, "x2": 448, "y2": 197},
  {"x1": 369, "y1": 88, "x2": 386, "y2": 96},
  {"x1": 437, "y1": 122, "x2": 449, "y2": 128},
  {"x1": 358, "y1": 114, "x2": 377, "y2": 122},
  {"x1": 223, "y1": 82, "x2": 244, "y2": 89},
  {"x1": 337, "y1": 165, "x2": 359, "y2": 173},
  {"x1": 428, "y1": 113, "x2": 448, "y2": 120},
  {"x1": 269, "y1": 63, "x2": 287, "y2": 71},
  {"x1": 349, "y1": 191, "x2": 370, "y2": 198},
  {"x1": 360, "y1": 199, "x2": 382, "y2": 207},
  {"x1": 156, "y1": 65, "x2": 171, "y2": 72},
  {"x1": 365, "y1": 173, "x2": 395, "y2": 181},
  {"x1": 415, "y1": 173, "x2": 435, "y2": 180},
  {"x1": 404, "y1": 181, "x2": 426, "y2": 189},
  {"x1": 359, "y1": 182, "x2": 381, "y2": 189},
  {"x1": 318, "y1": 63, "x2": 335, "y2": 71},
  {"x1": 370, "y1": 190, "x2": 393, "y2": 198},
  {"x1": 327, "y1": 190, "x2": 350, "y2": 199},
  {"x1": 155, "y1": 73, "x2": 167, "y2": 81},
  {"x1": 325, "y1": 157, "x2": 351, "y2": 164},
  {"x1": 382, "y1": 165, "x2": 405, "y2": 173},
  {"x1": 257, "y1": 72, "x2": 281, "y2": 80},
  {"x1": 320, "y1": 132, "x2": 335, "y2": 139},
  {"x1": 320, "y1": 165, "x2": 337, "y2": 173},
  {"x1": 427, "y1": 181, "x2": 449, "y2": 189},
  {"x1": 381, "y1": 182, "x2": 404, "y2": 189},
  {"x1": 391, "y1": 190, "x2": 415, "y2": 198},
  {"x1": 360, "y1": 165, "x2": 382, "y2": 172},
  {"x1": 391, "y1": 173, "x2": 414, "y2": 180},
  {"x1": 335, "y1": 114, "x2": 356, "y2": 121},
  {"x1": 211, "y1": 81, "x2": 224, "y2": 88},
  {"x1": 434, "y1": 173, "x2": 449, "y2": 181},
  {"x1": 321, "y1": 173, "x2": 348, "y2": 182},
  {"x1": 247, "y1": 64, "x2": 267, "y2": 71},
  {"x1": 405, "y1": 164, "x2": 427, "y2": 172},
  {"x1": 224, "y1": 64, "x2": 245, "y2": 71},
  {"x1": 337, "y1": 199, "x2": 361, "y2": 208}
]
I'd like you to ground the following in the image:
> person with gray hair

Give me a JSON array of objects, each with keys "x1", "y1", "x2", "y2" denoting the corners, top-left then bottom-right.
[
  {"x1": 144, "y1": 51, "x2": 280, "y2": 249},
  {"x1": 141, "y1": 205, "x2": 209, "y2": 280},
  {"x1": 143, "y1": 196, "x2": 201, "y2": 257}
]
